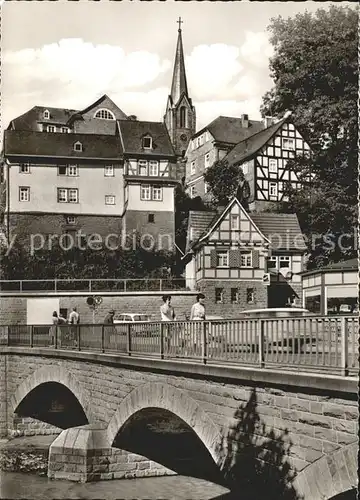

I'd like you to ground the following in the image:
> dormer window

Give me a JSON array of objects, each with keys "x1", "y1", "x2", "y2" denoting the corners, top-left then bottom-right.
[
  {"x1": 74, "y1": 141, "x2": 83, "y2": 152},
  {"x1": 142, "y1": 136, "x2": 152, "y2": 149},
  {"x1": 43, "y1": 110, "x2": 50, "y2": 120},
  {"x1": 94, "y1": 108, "x2": 115, "y2": 120}
]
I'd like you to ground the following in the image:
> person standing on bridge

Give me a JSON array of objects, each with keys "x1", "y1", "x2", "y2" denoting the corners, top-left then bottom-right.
[
  {"x1": 68, "y1": 307, "x2": 80, "y2": 347},
  {"x1": 160, "y1": 295, "x2": 176, "y2": 353},
  {"x1": 190, "y1": 293, "x2": 206, "y2": 355},
  {"x1": 49, "y1": 311, "x2": 59, "y2": 346}
]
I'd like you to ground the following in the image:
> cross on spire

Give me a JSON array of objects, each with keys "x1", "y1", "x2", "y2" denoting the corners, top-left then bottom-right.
[{"x1": 177, "y1": 17, "x2": 183, "y2": 31}]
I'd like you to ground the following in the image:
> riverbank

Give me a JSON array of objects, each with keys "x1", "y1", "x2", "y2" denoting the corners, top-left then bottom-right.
[{"x1": 0, "y1": 435, "x2": 57, "y2": 476}]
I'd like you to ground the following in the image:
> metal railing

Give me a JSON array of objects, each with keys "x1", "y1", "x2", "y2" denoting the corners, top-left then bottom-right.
[
  {"x1": 1, "y1": 316, "x2": 358, "y2": 376},
  {"x1": 0, "y1": 278, "x2": 196, "y2": 293}
]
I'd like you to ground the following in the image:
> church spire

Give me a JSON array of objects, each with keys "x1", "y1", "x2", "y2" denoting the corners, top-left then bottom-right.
[{"x1": 170, "y1": 17, "x2": 189, "y2": 105}]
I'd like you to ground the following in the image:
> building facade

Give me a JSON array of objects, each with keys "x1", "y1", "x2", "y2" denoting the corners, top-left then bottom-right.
[{"x1": 184, "y1": 198, "x2": 306, "y2": 316}]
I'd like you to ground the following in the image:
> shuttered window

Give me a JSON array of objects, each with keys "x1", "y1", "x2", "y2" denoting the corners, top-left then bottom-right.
[{"x1": 252, "y1": 249, "x2": 260, "y2": 268}]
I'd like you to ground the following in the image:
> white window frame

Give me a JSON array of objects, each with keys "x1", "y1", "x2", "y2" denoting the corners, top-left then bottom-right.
[
  {"x1": 246, "y1": 288, "x2": 255, "y2": 304},
  {"x1": 73, "y1": 142, "x2": 83, "y2": 152},
  {"x1": 269, "y1": 159, "x2": 277, "y2": 173},
  {"x1": 148, "y1": 161, "x2": 159, "y2": 177},
  {"x1": 47, "y1": 125, "x2": 56, "y2": 133},
  {"x1": 140, "y1": 185, "x2": 151, "y2": 201},
  {"x1": 66, "y1": 216, "x2": 76, "y2": 225},
  {"x1": 105, "y1": 195, "x2": 116, "y2": 205},
  {"x1": 269, "y1": 182, "x2": 278, "y2": 197},
  {"x1": 68, "y1": 189, "x2": 78, "y2": 203},
  {"x1": 104, "y1": 165, "x2": 114, "y2": 177},
  {"x1": 152, "y1": 186, "x2": 162, "y2": 201},
  {"x1": 216, "y1": 251, "x2": 229, "y2": 268},
  {"x1": 205, "y1": 153, "x2": 210, "y2": 169},
  {"x1": 190, "y1": 186, "x2": 196, "y2": 198},
  {"x1": 58, "y1": 188, "x2": 78, "y2": 203},
  {"x1": 142, "y1": 136, "x2": 152, "y2": 149},
  {"x1": 191, "y1": 161, "x2": 196, "y2": 175},
  {"x1": 43, "y1": 110, "x2": 50, "y2": 120},
  {"x1": 138, "y1": 160, "x2": 148, "y2": 176},
  {"x1": 67, "y1": 165, "x2": 78, "y2": 177},
  {"x1": 230, "y1": 214, "x2": 240, "y2": 230},
  {"x1": 267, "y1": 256, "x2": 277, "y2": 270},
  {"x1": 215, "y1": 288, "x2": 224, "y2": 304},
  {"x1": 61, "y1": 127, "x2": 70, "y2": 133},
  {"x1": 241, "y1": 162, "x2": 249, "y2": 175},
  {"x1": 279, "y1": 256, "x2": 291, "y2": 268},
  {"x1": 282, "y1": 138, "x2": 295, "y2": 151},
  {"x1": 240, "y1": 252, "x2": 252, "y2": 268},
  {"x1": 19, "y1": 163, "x2": 30, "y2": 174},
  {"x1": 19, "y1": 187, "x2": 30, "y2": 202},
  {"x1": 94, "y1": 108, "x2": 115, "y2": 120},
  {"x1": 204, "y1": 182, "x2": 209, "y2": 194}
]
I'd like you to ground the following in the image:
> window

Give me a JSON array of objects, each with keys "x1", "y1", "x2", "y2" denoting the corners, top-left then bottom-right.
[
  {"x1": 205, "y1": 153, "x2": 210, "y2": 169},
  {"x1": 47, "y1": 125, "x2": 56, "y2": 133},
  {"x1": 216, "y1": 251, "x2": 229, "y2": 268},
  {"x1": 279, "y1": 256, "x2": 291, "y2": 268},
  {"x1": 282, "y1": 138, "x2": 295, "y2": 150},
  {"x1": 66, "y1": 216, "x2": 76, "y2": 225},
  {"x1": 94, "y1": 108, "x2": 115, "y2": 120},
  {"x1": 149, "y1": 161, "x2": 159, "y2": 176},
  {"x1": 19, "y1": 163, "x2": 30, "y2": 174},
  {"x1": 61, "y1": 127, "x2": 69, "y2": 133},
  {"x1": 230, "y1": 214, "x2": 239, "y2": 230},
  {"x1": 74, "y1": 142, "x2": 82, "y2": 152},
  {"x1": 43, "y1": 110, "x2": 50, "y2": 120},
  {"x1": 180, "y1": 106, "x2": 186, "y2": 128},
  {"x1": 140, "y1": 185, "x2": 151, "y2": 200},
  {"x1": 231, "y1": 288, "x2": 239, "y2": 304},
  {"x1": 190, "y1": 186, "x2": 196, "y2": 198},
  {"x1": 267, "y1": 256, "x2": 277, "y2": 270},
  {"x1": 204, "y1": 183, "x2": 209, "y2": 194},
  {"x1": 58, "y1": 166, "x2": 67, "y2": 175},
  {"x1": 246, "y1": 288, "x2": 255, "y2": 304},
  {"x1": 269, "y1": 159, "x2": 277, "y2": 173},
  {"x1": 104, "y1": 165, "x2": 114, "y2": 177},
  {"x1": 138, "y1": 160, "x2": 148, "y2": 176},
  {"x1": 152, "y1": 186, "x2": 162, "y2": 201},
  {"x1": 241, "y1": 162, "x2": 249, "y2": 174},
  {"x1": 67, "y1": 165, "x2": 78, "y2": 176},
  {"x1": 240, "y1": 252, "x2": 252, "y2": 267},
  {"x1": 19, "y1": 187, "x2": 30, "y2": 202},
  {"x1": 105, "y1": 195, "x2": 115, "y2": 205},
  {"x1": 57, "y1": 188, "x2": 78, "y2": 203},
  {"x1": 142, "y1": 136, "x2": 152, "y2": 149},
  {"x1": 191, "y1": 161, "x2": 196, "y2": 175},
  {"x1": 148, "y1": 214, "x2": 155, "y2": 223},
  {"x1": 215, "y1": 288, "x2": 224, "y2": 304},
  {"x1": 269, "y1": 182, "x2": 277, "y2": 197}
]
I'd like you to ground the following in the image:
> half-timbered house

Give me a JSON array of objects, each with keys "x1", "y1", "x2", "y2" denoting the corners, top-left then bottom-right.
[{"x1": 183, "y1": 197, "x2": 306, "y2": 316}]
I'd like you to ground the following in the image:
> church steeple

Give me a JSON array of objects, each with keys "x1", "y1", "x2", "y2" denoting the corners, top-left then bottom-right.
[
  {"x1": 170, "y1": 18, "x2": 189, "y2": 105},
  {"x1": 164, "y1": 18, "x2": 196, "y2": 159}
]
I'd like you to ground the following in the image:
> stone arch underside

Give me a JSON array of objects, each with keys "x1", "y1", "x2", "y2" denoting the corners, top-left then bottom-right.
[
  {"x1": 10, "y1": 364, "x2": 95, "y2": 424},
  {"x1": 106, "y1": 382, "x2": 222, "y2": 466},
  {"x1": 292, "y1": 441, "x2": 358, "y2": 500}
]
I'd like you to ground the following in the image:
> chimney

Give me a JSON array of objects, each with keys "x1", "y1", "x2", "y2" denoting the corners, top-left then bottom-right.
[
  {"x1": 128, "y1": 115, "x2": 137, "y2": 121},
  {"x1": 241, "y1": 114, "x2": 249, "y2": 128},
  {"x1": 264, "y1": 116, "x2": 275, "y2": 128}
]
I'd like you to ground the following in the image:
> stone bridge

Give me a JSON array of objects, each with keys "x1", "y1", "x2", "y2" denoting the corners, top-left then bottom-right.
[{"x1": 0, "y1": 346, "x2": 357, "y2": 500}]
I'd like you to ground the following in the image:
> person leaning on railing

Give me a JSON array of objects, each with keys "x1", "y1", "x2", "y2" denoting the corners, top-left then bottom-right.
[
  {"x1": 190, "y1": 293, "x2": 206, "y2": 354},
  {"x1": 160, "y1": 295, "x2": 176, "y2": 352}
]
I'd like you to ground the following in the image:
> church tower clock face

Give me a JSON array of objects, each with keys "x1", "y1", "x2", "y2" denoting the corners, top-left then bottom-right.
[{"x1": 180, "y1": 133, "x2": 187, "y2": 142}]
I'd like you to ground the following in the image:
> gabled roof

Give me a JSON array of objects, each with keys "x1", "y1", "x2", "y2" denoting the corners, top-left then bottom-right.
[
  {"x1": 195, "y1": 116, "x2": 264, "y2": 144},
  {"x1": 67, "y1": 94, "x2": 127, "y2": 124},
  {"x1": 4, "y1": 130, "x2": 122, "y2": 160},
  {"x1": 117, "y1": 120, "x2": 176, "y2": 157},
  {"x1": 250, "y1": 212, "x2": 307, "y2": 252},
  {"x1": 8, "y1": 106, "x2": 78, "y2": 130},
  {"x1": 301, "y1": 258, "x2": 358, "y2": 276},
  {"x1": 224, "y1": 116, "x2": 288, "y2": 166},
  {"x1": 186, "y1": 210, "x2": 218, "y2": 251}
]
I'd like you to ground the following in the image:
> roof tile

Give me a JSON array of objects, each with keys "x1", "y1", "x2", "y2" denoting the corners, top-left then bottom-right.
[{"x1": 117, "y1": 120, "x2": 175, "y2": 156}]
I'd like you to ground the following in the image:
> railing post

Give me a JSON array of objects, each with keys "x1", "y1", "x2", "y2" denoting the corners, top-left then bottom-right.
[
  {"x1": 159, "y1": 279, "x2": 162, "y2": 292},
  {"x1": 89, "y1": 280, "x2": 92, "y2": 293},
  {"x1": 78, "y1": 326, "x2": 81, "y2": 351},
  {"x1": 29, "y1": 325, "x2": 33, "y2": 348},
  {"x1": 101, "y1": 325, "x2": 105, "y2": 353},
  {"x1": 54, "y1": 279, "x2": 57, "y2": 293},
  {"x1": 127, "y1": 323, "x2": 131, "y2": 356},
  {"x1": 160, "y1": 323, "x2": 165, "y2": 359},
  {"x1": 258, "y1": 319, "x2": 265, "y2": 368},
  {"x1": 54, "y1": 325, "x2": 58, "y2": 349},
  {"x1": 124, "y1": 280, "x2": 127, "y2": 292},
  {"x1": 19, "y1": 280, "x2": 23, "y2": 292},
  {"x1": 340, "y1": 317, "x2": 348, "y2": 377},
  {"x1": 202, "y1": 321, "x2": 207, "y2": 364}
]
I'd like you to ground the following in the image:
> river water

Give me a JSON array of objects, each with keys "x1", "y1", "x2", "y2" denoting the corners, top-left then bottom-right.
[{"x1": 0, "y1": 471, "x2": 230, "y2": 499}]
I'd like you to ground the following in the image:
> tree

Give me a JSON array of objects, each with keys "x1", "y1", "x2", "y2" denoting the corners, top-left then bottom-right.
[
  {"x1": 261, "y1": 5, "x2": 357, "y2": 269},
  {"x1": 203, "y1": 159, "x2": 250, "y2": 208}
]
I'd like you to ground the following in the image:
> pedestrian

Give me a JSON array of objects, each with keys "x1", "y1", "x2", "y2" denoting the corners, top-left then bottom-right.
[
  {"x1": 160, "y1": 295, "x2": 176, "y2": 353},
  {"x1": 190, "y1": 293, "x2": 206, "y2": 355},
  {"x1": 49, "y1": 311, "x2": 59, "y2": 346},
  {"x1": 103, "y1": 309, "x2": 116, "y2": 345},
  {"x1": 104, "y1": 309, "x2": 115, "y2": 324},
  {"x1": 68, "y1": 307, "x2": 80, "y2": 346}
]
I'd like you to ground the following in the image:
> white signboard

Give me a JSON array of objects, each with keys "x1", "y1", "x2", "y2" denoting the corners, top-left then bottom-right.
[{"x1": 26, "y1": 298, "x2": 60, "y2": 325}]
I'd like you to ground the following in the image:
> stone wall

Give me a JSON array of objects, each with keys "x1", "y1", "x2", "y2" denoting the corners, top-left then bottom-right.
[{"x1": 124, "y1": 210, "x2": 175, "y2": 251}]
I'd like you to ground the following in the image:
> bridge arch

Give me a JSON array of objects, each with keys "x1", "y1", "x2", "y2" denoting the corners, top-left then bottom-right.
[
  {"x1": 107, "y1": 382, "x2": 222, "y2": 465},
  {"x1": 293, "y1": 441, "x2": 358, "y2": 500},
  {"x1": 10, "y1": 365, "x2": 95, "y2": 424}
]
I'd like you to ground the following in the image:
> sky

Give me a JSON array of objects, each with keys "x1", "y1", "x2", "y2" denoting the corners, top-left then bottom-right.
[{"x1": 1, "y1": 1, "x2": 350, "y2": 132}]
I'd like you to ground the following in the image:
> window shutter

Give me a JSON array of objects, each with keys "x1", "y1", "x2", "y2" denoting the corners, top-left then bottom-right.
[
  {"x1": 229, "y1": 249, "x2": 241, "y2": 268},
  {"x1": 210, "y1": 249, "x2": 217, "y2": 268},
  {"x1": 252, "y1": 249, "x2": 260, "y2": 269}
]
